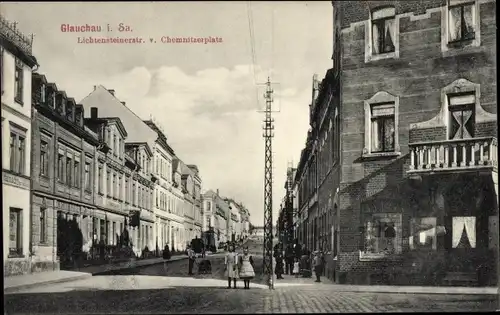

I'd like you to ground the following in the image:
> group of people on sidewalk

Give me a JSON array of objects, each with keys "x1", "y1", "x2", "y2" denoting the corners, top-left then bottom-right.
[
  {"x1": 224, "y1": 244, "x2": 256, "y2": 289},
  {"x1": 274, "y1": 239, "x2": 326, "y2": 283}
]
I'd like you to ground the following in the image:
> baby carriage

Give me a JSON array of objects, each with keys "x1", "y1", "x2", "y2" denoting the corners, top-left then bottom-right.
[{"x1": 197, "y1": 259, "x2": 212, "y2": 274}]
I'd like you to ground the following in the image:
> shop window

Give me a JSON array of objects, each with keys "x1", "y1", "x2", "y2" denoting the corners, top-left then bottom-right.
[
  {"x1": 40, "y1": 207, "x2": 47, "y2": 244},
  {"x1": 9, "y1": 208, "x2": 23, "y2": 256},
  {"x1": 409, "y1": 217, "x2": 437, "y2": 250},
  {"x1": 362, "y1": 213, "x2": 402, "y2": 257},
  {"x1": 452, "y1": 216, "x2": 476, "y2": 249}
]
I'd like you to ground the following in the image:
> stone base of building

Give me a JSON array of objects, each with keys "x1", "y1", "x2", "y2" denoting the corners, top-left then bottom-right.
[
  {"x1": 4, "y1": 258, "x2": 32, "y2": 277},
  {"x1": 4, "y1": 257, "x2": 60, "y2": 277}
]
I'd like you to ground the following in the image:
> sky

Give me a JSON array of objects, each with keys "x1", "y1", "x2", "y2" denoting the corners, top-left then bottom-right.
[{"x1": 1, "y1": 1, "x2": 333, "y2": 226}]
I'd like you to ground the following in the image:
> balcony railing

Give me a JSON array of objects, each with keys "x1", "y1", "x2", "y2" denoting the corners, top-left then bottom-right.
[{"x1": 408, "y1": 137, "x2": 497, "y2": 174}]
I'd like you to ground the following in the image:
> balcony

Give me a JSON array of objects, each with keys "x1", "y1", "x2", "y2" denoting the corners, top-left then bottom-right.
[{"x1": 408, "y1": 137, "x2": 497, "y2": 175}]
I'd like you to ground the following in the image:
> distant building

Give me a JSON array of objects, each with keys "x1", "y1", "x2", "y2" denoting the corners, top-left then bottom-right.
[
  {"x1": 143, "y1": 119, "x2": 179, "y2": 252},
  {"x1": 81, "y1": 86, "x2": 157, "y2": 256}
]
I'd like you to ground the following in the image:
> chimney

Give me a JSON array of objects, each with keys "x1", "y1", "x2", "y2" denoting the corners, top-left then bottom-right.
[
  {"x1": 90, "y1": 107, "x2": 98, "y2": 119},
  {"x1": 93, "y1": 85, "x2": 97, "y2": 91},
  {"x1": 216, "y1": 189, "x2": 219, "y2": 196},
  {"x1": 121, "y1": 101, "x2": 126, "y2": 106},
  {"x1": 108, "y1": 89, "x2": 115, "y2": 96}
]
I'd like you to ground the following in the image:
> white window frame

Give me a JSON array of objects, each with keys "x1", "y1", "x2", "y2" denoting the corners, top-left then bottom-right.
[
  {"x1": 365, "y1": 6, "x2": 400, "y2": 63},
  {"x1": 363, "y1": 91, "x2": 400, "y2": 158},
  {"x1": 441, "y1": 0, "x2": 481, "y2": 55}
]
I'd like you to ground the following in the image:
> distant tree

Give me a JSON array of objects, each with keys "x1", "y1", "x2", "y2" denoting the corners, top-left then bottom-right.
[{"x1": 249, "y1": 223, "x2": 255, "y2": 235}]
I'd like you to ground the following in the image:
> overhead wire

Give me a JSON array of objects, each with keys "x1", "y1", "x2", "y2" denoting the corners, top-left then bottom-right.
[{"x1": 246, "y1": 1, "x2": 260, "y2": 108}]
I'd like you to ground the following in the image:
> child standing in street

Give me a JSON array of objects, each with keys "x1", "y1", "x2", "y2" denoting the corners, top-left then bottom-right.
[{"x1": 293, "y1": 258, "x2": 300, "y2": 278}]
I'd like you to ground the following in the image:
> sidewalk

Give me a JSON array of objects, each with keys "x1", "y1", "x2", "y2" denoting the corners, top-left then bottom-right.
[
  {"x1": 272, "y1": 274, "x2": 497, "y2": 295},
  {"x1": 4, "y1": 253, "x2": 190, "y2": 293}
]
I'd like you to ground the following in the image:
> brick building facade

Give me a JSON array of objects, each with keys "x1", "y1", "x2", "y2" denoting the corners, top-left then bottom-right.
[
  {"x1": 31, "y1": 73, "x2": 100, "y2": 271},
  {"x1": 335, "y1": 0, "x2": 497, "y2": 286}
]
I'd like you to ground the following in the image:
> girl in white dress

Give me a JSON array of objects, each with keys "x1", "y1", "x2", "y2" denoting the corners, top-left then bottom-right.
[
  {"x1": 224, "y1": 244, "x2": 239, "y2": 288},
  {"x1": 238, "y1": 247, "x2": 255, "y2": 289}
]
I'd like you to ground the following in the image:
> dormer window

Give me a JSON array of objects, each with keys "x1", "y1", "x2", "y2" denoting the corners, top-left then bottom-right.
[
  {"x1": 66, "y1": 102, "x2": 74, "y2": 121},
  {"x1": 56, "y1": 95, "x2": 64, "y2": 115},
  {"x1": 40, "y1": 84, "x2": 46, "y2": 103},
  {"x1": 75, "y1": 106, "x2": 83, "y2": 126}
]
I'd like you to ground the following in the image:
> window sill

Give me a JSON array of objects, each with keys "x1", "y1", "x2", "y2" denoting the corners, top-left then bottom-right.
[
  {"x1": 366, "y1": 51, "x2": 398, "y2": 63},
  {"x1": 442, "y1": 43, "x2": 484, "y2": 58},
  {"x1": 358, "y1": 250, "x2": 403, "y2": 262},
  {"x1": 361, "y1": 151, "x2": 401, "y2": 160},
  {"x1": 39, "y1": 174, "x2": 50, "y2": 180},
  {"x1": 38, "y1": 242, "x2": 50, "y2": 246},
  {"x1": 84, "y1": 189, "x2": 92, "y2": 194},
  {"x1": 8, "y1": 253, "x2": 25, "y2": 259},
  {"x1": 14, "y1": 97, "x2": 24, "y2": 106}
]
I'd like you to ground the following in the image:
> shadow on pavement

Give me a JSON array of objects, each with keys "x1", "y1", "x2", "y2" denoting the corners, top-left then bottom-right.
[{"x1": 4, "y1": 287, "x2": 265, "y2": 314}]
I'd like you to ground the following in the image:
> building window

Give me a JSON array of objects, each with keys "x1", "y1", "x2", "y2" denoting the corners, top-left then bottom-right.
[
  {"x1": 57, "y1": 152, "x2": 64, "y2": 182},
  {"x1": 40, "y1": 208, "x2": 47, "y2": 244},
  {"x1": 84, "y1": 162, "x2": 91, "y2": 191},
  {"x1": 448, "y1": 1, "x2": 475, "y2": 43},
  {"x1": 132, "y1": 182, "x2": 136, "y2": 206},
  {"x1": 106, "y1": 171, "x2": 111, "y2": 196},
  {"x1": 9, "y1": 125, "x2": 26, "y2": 175},
  {"x1": 66, "y1": 156, "x2": 72, "y2": 185},
  {"x1": 371, "y1": 103, "x2": 395, "y2": 153},
  {"x1": 98, "y1": 165, "x2": 103, "y2": 194},
  {"x1": 112, "y1": 173, "x2": 116, "y2": 198},
  {"x1": 112, "y1": 222, "x2": 116, "y2": 245},
  {"x1": 363, "y1": 92, "x2": 400, "y2": 157},
  {"x1": 9, "y1": 208, "x2": 22, "y2": 256},
  {"x1": 14, "y1": 59, "x2": 24, "y2": 104},
  {"x1": 74, "y1": 158, "x2": 80, "y2": 188},
  {"x1": 40, "y1": 140, "x2": 49, "y2": 176},
  {"x1": 448, "y1": 93, "x2": 475, "y2": 140},
  {"x1": 118, "y1": 175, "x2": 122, "y2": 200},
  {"x1": 1, "y1": 48, "x2": 4, "y2": 95},
  {"x1": 125, "y1": 178, "x2": 129, "y2": 203},
  {"x1": 117, "y1": 138, "x2": 121, "y2": 158},
  {"x1": 371, "y1": 7, "x2": 396, "y2": 54},
  {"x1": 362, "y1": 213, "x2": 402, "y2": 256},
  {"x1": 113, "y1": 135, "x2": 117, "y2": 155}
]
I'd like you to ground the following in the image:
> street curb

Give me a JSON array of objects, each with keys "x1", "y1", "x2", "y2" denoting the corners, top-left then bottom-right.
[
  {"x1": 324, "y1": 288, "x2": 499, "y2": 296},
  {"x1": 4, "y1": 273, "x2": 93, "y2": 294},
  {"x1": 91, "y1": 256, "x2": 189, "y2": 275},
  {"x1": 91, "y1": 253, "x2": 225, "y2": 275}
]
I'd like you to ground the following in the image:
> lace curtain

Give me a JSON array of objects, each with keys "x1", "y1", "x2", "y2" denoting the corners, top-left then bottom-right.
[
  {"x1": 452, "y1": 216, "x2": 476, "y2": 248},
  {"x1": 371, "y1": 119, "x2": 380, "y2": 152},
  {"x1": 449, "y1": 4, "x2": 474, "y2": 41},
  {"x1": 372, "y1": 24, "x2": 380, "y2": 54},
  {"x1": 384, "y1": 19, "x2": 395, "y2": 52}
]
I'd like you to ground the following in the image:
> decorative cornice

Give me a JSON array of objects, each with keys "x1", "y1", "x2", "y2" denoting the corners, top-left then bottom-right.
[{"x1": 0, "y1": 15, "x2": 33, "y2": 55}]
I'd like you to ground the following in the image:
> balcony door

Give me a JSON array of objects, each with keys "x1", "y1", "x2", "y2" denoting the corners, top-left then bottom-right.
[{"x1": 448, "y1": 93, "x2": 475, "y2": 140}]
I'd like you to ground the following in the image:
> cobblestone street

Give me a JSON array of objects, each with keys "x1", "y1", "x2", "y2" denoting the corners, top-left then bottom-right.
[{"x1": 4, "y1": 255, "x2": 497, "y2": 313}]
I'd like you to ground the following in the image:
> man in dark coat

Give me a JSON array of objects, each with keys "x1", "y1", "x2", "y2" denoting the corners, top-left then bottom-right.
[
  {"x1": 285, "y1": 245, "x2": 294, "y2": 275},
  {"x1": 273, "y1": 242, "x2": 284, "y2": 279}
]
